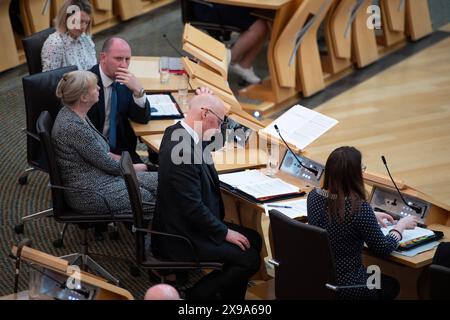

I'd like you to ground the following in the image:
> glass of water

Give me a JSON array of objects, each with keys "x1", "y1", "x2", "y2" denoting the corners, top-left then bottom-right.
[
  {"x1": 159, "y1": 57, "x2": 170, "y2": 84},
  {"x1": 266, "y1": 152, "x2": 279, "y2": 176},
  {"x1": 178, "y1": 73, "x2": 189, "y2": 109}
]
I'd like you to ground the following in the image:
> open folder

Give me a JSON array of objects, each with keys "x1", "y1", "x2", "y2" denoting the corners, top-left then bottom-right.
[
  {"x1": 381, "y1": 226, "x2": 444, "y2": 251},
  {"x1": 147, "y1": 94, "x2": 183, "y2": 119},
  {"x1": 219, "y1": 170, "x2": 304, "y2": 203}
]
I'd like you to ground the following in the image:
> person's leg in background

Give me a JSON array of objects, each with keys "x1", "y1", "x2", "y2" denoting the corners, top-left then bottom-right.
[{"x1": 229, "y1": 19, "x2": 269, "y2": 84}]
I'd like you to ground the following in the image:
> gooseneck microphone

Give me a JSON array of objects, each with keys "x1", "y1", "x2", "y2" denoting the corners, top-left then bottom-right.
[
  {"x1": 274, "y1": 125, "x2": 318, "y2": 176},
  {"x1": 162, "y1": 34, "x2": 185, "y2": 57},
  {"x1": 381, "y1": 155, "x2": 422, "y2": 214}
]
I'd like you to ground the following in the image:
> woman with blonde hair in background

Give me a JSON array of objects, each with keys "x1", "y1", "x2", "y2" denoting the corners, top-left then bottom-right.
[{"x1": 42, "y1": 0, "x2": 97, "y2": 71}]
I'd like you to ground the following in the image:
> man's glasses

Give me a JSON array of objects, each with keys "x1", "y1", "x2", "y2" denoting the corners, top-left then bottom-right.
[{"x1": 201, "y1": 107, "x2": 228, "y2": 128}]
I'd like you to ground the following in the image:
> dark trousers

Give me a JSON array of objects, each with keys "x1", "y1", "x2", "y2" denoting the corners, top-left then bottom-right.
[{"x1": 187, "y1": 223, "x2": 262, "y2": 300}]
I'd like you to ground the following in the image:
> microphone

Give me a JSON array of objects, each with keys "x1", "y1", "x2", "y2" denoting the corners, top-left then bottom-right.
[
  {"x1": 162, "y1": 34, "x2": 185, "y2": 58},
  {"x1": 381, "y1": 155, "x2": 422, "y2": 215},
  {"x1": 274, "y1": 124, "x2": 318, "y2": 176}
]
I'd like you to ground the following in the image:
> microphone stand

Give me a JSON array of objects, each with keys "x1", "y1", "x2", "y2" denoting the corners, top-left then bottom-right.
[{"x1": 274, "y1": 124, "x2": 318, "y2": 177}]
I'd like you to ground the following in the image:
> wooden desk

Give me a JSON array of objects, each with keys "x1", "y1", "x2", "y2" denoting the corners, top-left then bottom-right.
[
  {"x1": 129, "y1": 56, "x2": 188, "y2": 93},
  {"x1": 141, "y1": 134, "x2": 267, "y2": 173}
]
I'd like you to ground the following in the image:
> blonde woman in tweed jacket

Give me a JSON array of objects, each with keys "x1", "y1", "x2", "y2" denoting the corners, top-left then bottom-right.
[{"x1": 52, "y1": 70, "x2": 157, "y2": 215}]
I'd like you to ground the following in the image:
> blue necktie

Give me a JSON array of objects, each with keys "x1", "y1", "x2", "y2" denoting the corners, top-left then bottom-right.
[{"x1": 109, "y1": 82, "x2": 118, "y2": 150}]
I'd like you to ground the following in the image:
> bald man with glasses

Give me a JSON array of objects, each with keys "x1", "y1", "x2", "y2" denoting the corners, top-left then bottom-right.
[{"x1": 152, "y1": 93, "x2": 262, "y2": 300}]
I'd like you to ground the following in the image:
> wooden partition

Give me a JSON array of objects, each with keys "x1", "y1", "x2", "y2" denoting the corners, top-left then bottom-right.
[
  {"x1": 351, "y1": 0, "x2": 379, "y2": 68},
  {"x1": 275, "y1": 0, "x2": 334, "y2": 97},
  {"x1": 378, "y1": 0, "x2": 406, "y2": 48},
  {"x1": 20, "y1": 0, "x2": 51, "y2": 35},
  {"x1": 0, "y1": 0, "x2": 20, "y2": 72},
  {"x1": 182, "y1": 23, "x2": 228, "y2": 80},
  {"x1": 405, "y1": 0, "x2": 432, "y2": 41},
  {"x1": 322, "y1": 0, "x2": 366, "y2": 75}
]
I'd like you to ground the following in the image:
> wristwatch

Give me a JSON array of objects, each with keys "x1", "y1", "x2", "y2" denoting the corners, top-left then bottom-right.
[{"x1": 134, "y1": 87, "x2": 145, "y2": 98}]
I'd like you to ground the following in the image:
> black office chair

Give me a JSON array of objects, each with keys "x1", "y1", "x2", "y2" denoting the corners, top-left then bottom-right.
[
  {"x1": 428, "y1": 264, "x2": 450, "y2": 300},
  {"x1": 36, "y1": 111, "x2": 133, "y2": 285},
  {"x1": 428, "y1": 242, "x2": 450, "y2": 299},
  {"x1": 268, "y1": 209, "x2": 337, "y2": 299},
  {"x1": 22, "y1": 27, "x2": 55, "y2": 75},
  {"x1": 119, "y1": 151, "x2": 223, "y2": 285},
  {"x1": 15, "y1": 66, "x2": 78, "y2": 235},
  {"x1": 180, "y1": 0, "x2": 242, "y2": 42}
]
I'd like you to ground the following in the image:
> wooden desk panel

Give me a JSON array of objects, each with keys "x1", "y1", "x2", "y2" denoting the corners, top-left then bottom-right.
[
  {"x1": 141, "y1": 134, "x2": 267, "y2": 174},
  {"x1": 0, "y1": 0, "x2": 20, "y2": 72}
]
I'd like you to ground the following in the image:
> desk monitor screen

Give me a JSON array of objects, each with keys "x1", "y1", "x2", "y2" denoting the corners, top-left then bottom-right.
[
  {"x1": 29, "y1": 265, "x2": 97, "y2": 300},
  {"x1": 224, "y1": 118, "x2": 252, "y2": 147},
  {"x1": 279, "y1": 150, "x2": 324, "y2": 186}
]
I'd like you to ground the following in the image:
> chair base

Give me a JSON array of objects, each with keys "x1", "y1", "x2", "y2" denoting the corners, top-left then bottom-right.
[
  {"x1": 61, "y1": 253, "x2": 119, "y2": 286},
  {"x1": 18, "y1": 167, "x2": 37, "y2": 185},
  {"x1": 15, "y1": 208, "x2": 53, "y2": 234}
]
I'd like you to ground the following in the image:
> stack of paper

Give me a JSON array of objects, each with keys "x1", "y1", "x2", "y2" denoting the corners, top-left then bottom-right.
[{"x1": 219, "y1": 170, "x2": 301, "y2": 201}]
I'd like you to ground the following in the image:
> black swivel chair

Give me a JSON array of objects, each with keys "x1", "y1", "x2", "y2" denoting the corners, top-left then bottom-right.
[
  {"x1": 428, "y1": 242, "x2": 450, "y2": 299},
  {"x1": 180, "y1": 0, "x2": 242, "y2": 42},
  {"x1": 429, "y1": 264, "x2": 450, "y2": 300},
  {"x1": 119, "y1": 151, "x2": 223, "y2": 284},
  {"x1": 268, "y1": 209, "x2": 337, "y2": 299},
  {"x1": 36, "y1": 111, "x2": 133, "y2": 285},
  {"x1": 15, "y1": 66, "x2": 78, "y2": 235},
  {"x1": 22, "y1": 27, "x2": 55, "y2": 75}
]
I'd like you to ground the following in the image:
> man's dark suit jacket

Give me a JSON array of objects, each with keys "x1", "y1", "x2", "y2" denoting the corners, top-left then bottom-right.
[
  {"x1": 88, "y1": 64, "x2": 151, "y2": 163},
  {"x1": 152, "y1": 122, "x2": 228, "y2": 261}
]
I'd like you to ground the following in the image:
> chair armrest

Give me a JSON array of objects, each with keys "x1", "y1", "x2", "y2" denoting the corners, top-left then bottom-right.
[
  {"x1": 24, "y1": 129, "x2": 40, "y2": 141},
  {"x1": 132, "y1": 226, "x2": 200, "y2": 264},
  {"x1": 49, "y1": 184, "x2": 113, "y2": 215}
]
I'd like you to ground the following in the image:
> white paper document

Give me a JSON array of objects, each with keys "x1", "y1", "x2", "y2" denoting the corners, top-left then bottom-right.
[
  {"x1": 261, "y1": 105, "x2": 338, "y2": 151},
  {"x1": 394, "y1": 241, "x2": 440, "y2": 257},
  {"x1": 147, "y1": 94, "x2": 181, "y2": 117},
  {"x1": 381, "y1": 226, "x2": 435, "y2": 245},
  {"x1": 219, "y1": 170, "x2": 300, "y2": 201},
  {"x1": 263, "y1": 199, "x2": 308, "y2": 219}
]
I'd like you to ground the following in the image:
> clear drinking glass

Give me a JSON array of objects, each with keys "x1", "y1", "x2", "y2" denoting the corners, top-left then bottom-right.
[
  {"x1": 178, "y1": 73, "x2": 189, "y2": 109},
  {"x1": 159, "y1": 57, "x2": 170, "y2": 84},
  {"x1": 266, "y1": 152, "x2": 279, "y2": 176}
]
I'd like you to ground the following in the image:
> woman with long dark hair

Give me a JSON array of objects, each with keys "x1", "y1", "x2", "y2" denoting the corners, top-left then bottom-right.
[{"x1": 307, "y1": 146, "x2": 417, "y2": 299}]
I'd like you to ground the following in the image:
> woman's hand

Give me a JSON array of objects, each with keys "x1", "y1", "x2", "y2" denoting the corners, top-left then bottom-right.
[
  {"x1": 133, "y1": 163, "x2": 148, "y2": 172},
  {"x1": 374, "y1": 212, "x2": 395, "y2": 227},
  {"x1": 395, "y1": 215, "x2": 418, "y2": 233}
]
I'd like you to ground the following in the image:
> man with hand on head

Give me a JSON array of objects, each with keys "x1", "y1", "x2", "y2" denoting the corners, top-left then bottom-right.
[
  {"x1": 88, "y1": 37, "x2": 150, "y2": 164},
  {"x1": 152, "y1": 93, "x2": 262, "y2": 300}
]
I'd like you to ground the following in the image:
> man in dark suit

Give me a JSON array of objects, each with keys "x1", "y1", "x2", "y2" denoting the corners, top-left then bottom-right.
[
  {"x1": 152, "y1": 93, "x2": 262, "y2": 300},
  {"x1": 88, "y1": 37, "x2": 150, "y2": 164}
]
